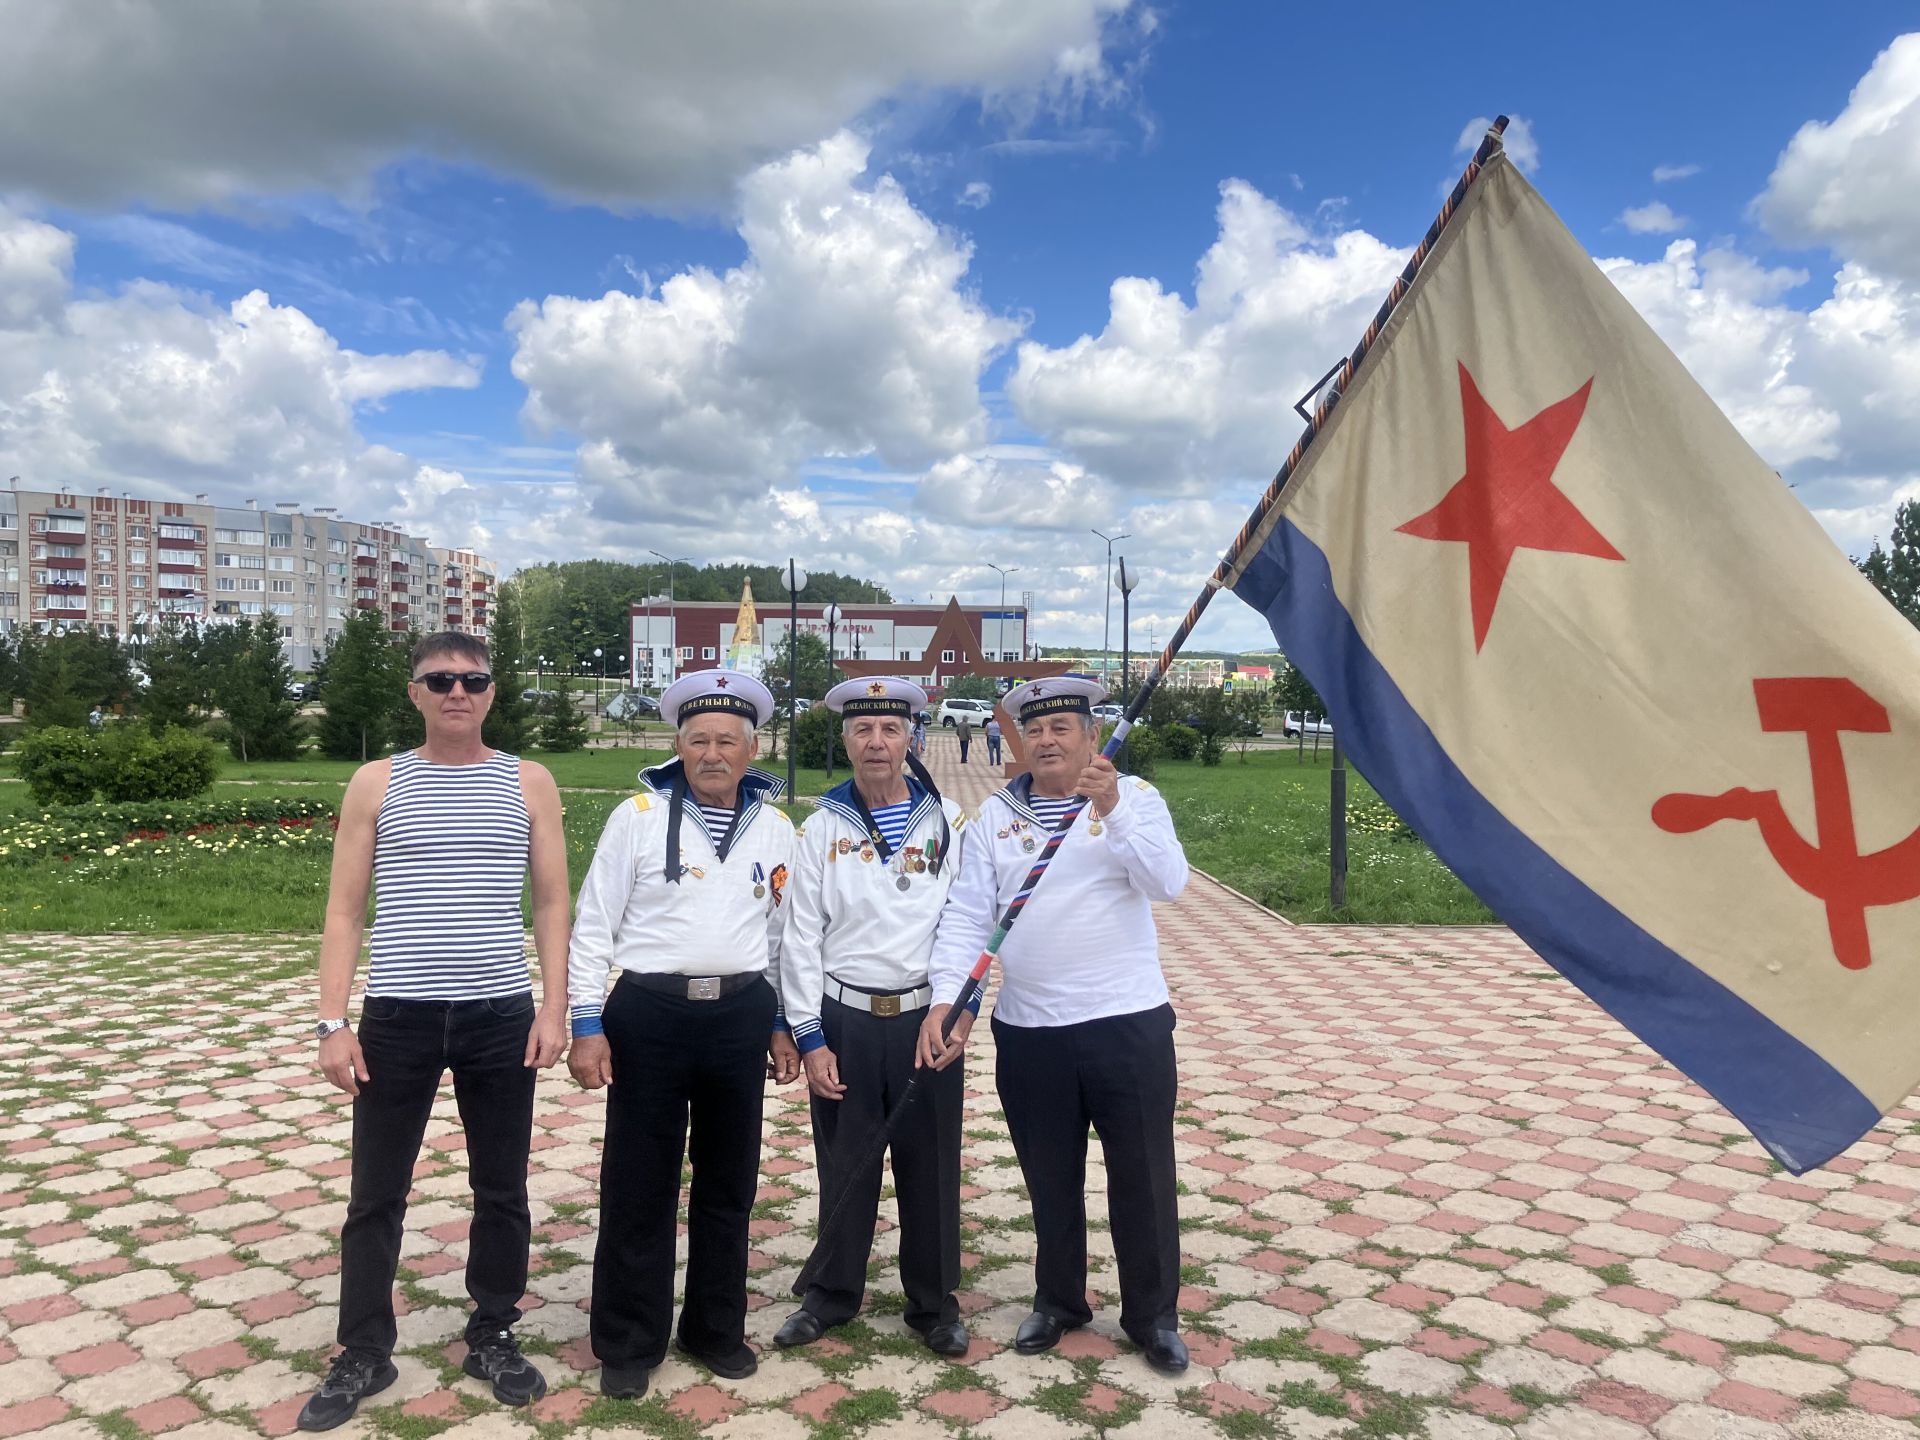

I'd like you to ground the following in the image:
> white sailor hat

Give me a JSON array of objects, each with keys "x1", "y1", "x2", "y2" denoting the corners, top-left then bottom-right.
[
  {"x1": 1003, "y1": 676, "x2": 1107, "y2": 725},
  {"x1": 660, "y1": 669, "x2": 776, "y2": 727},
  {"x1": 824, "y1": 676, "x2": 928, "y2": 719}
]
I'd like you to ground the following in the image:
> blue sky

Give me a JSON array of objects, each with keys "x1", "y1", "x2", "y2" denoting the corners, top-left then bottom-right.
[{"x1": 4, "y1": 3, "x2": 1917, "y2": 650}]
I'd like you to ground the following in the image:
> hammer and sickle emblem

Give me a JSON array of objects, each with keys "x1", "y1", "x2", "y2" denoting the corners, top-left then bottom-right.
[{"x1": 1652, "y1": 677, "x2": 1920, "y2": 970}]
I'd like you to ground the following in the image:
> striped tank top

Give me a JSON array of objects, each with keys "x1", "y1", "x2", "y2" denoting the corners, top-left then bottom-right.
[{"x1": 367, "y1": 750, "x2": 531, "y2": 999}]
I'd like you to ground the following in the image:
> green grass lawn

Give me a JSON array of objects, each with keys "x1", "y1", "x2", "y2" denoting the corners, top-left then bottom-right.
[
  {"x1": 1149, "y1": 750, "x2": 1494, "y2": 925},
  {"x1": 0, "y1": 744, "x2": 1493, "y2": 935}
]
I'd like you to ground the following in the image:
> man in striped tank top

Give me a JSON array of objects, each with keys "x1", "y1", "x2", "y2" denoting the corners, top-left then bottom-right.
[
  {"x1": 302, "y1": 633, "x2": 571, "y2": 1432},
  {"x1": 567, "y1": 670, "x2": 799, "y2": 1399}
]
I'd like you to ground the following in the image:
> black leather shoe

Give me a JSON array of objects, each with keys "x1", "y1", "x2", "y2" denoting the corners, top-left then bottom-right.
[
  {"x1": 1013, "y1": 1311, "x2": 1071, "y2": 1355},
  {"x1": 923, "y1": 1319, "x2": 970, "y2": 1357},
  {"x1": 676, "y1": 1339, "x2": 758, "y2": 1379},
  {"x1": 462, "y1": 1330, "x2": 548, "y2": 1406},
  {"x1": 1139, "y1": 1329, "x2": 1189, "y2": 1375},
  {"x1": 773, "y1": 1310, "x2": 827, "y2": 1349},
  {"x1": 297, "y1": 1350, "x2": 398, "y2": 1431},
  {"x1": 600, "y1": 1362, "x2": 650, "y2": 1399}
]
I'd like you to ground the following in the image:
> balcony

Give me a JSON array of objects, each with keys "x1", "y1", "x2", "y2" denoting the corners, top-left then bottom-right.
[
  {"x1": 43, "y1": 522, "x2": 87, "y2": 542},
  {"x1": 390, "y1": 560, "x2": 409, "y2": 573},
  {"x1": 157, "y1": 557, "x2": 203, "y2": 573},
  {"x1": 354, "y1": 598, "x2": 376, "y2": 610}
]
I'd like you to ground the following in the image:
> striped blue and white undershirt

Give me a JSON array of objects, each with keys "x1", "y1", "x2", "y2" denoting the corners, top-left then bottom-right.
[
  {"x1": 1026, "y1": 794, "x2": 1078, "y2": 831},
  {"x1": 697, "y1": 802, "x2": 738, "y2": 849},
  {"x1": 367, "y1": 750, "x2": 530, "y2": 1000},
  {"x1": 870, "y1": 800, "x2": 911, "y2": 852}
]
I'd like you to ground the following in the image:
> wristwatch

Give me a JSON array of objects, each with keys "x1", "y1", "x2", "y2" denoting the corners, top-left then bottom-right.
[{"x1": 314, "y1": 1018, "x2": 350, "y2": 1040}]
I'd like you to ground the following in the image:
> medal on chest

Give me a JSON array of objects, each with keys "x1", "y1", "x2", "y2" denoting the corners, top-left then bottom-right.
[{"x1": 751, "y1": 861, "x2": 766, "y2": 899}]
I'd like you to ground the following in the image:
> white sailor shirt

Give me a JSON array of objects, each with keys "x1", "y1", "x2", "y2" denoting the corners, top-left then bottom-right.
[
  {"x1": 567, "y1": 760, "x2": 795, "y2": 1038},
  {"x1": 927, "y1": 772, "x2": 1188, "y2": 1028},
  {"x1": 781, "y1": 777, "x2": 973, "y2": 1055}
]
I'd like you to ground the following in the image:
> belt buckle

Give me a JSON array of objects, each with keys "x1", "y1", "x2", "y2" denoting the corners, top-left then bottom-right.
[
  {"x1": 870, "y1": 994, "x2": 901, "y2": 1018},
  {"x1": 686, "y1": 976, "x2": 721, "y2": 1001}
]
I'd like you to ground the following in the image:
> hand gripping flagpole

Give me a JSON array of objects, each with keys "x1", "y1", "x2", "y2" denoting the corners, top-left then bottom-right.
[{"x1": 794, "y1": 117, "x2": 1509, "y2": 1295}]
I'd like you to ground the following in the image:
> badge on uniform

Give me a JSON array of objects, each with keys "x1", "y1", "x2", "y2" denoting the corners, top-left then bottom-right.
[
  {"x1": 1022, "y1": 835, "x2": 1037, "y2": 853},
  {"x1": 751, "y1": 861, "x2": 766, "y2": 899},
  {"x1": 923, "y1": 836, "x2": 941, "y2": 875},
  {"x1": 859, "y1": 841, "x2": 875, "y2": 863},
  {"x1": 676, "y1": 864, "x2": 706, "y2": 880},
  {"x1": 838, "y1": 838, "x2": 852, "y2": 855},
  {"x1": 1088, "y1": 818, "x2": 1104, "y2": 836}
]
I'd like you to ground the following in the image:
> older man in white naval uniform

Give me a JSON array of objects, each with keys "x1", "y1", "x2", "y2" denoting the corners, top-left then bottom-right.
[
  {"x1": 568, "y1": 670, "x2": 801, "y2": 1398},
  {"x1": 923, "y1": 676, "x2": 1192, "y2": 1374},
  {"x1": 774, "y1": 677, "x2": 973, "y2": 1356}
]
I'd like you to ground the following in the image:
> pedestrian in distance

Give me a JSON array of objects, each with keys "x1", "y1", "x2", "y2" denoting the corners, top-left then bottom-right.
[
  {"x1": 302, "y1": 633, "x2": 570, "y2": 1431},
  {"x1": 956, "y1": 713, "x2": 973, "y2": 764},
  {"x1": 984, "y1": 713, "x2": 1003, "y2": 766}
]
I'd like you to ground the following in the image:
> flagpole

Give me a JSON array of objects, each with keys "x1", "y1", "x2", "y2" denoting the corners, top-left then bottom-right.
[{"x1": 795, "y1": 117, "x2": 1509, "y2": 1289}]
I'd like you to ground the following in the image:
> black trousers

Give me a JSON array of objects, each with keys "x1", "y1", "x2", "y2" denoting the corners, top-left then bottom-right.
[
  {"x1": 338, "y1": 993, "x2": 537, "y2": 1355},
  {"x1": 993, "y1": 1003, "x2": 1180, "y2": 1340},
  {"x1": 797, "y1": 994, "x2": 962, "y2": 1331},
  {"x1": 958, "y1": 737, "x2": 971, "y2": 762},
  {"x1": 591, "y1": 975, "x2": 776, "y2": 1368}
]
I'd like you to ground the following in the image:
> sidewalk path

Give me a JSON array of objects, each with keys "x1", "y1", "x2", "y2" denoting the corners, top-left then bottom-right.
[{"x1": 2, "y1": 751, "x2": 1918, "y2": 1439}]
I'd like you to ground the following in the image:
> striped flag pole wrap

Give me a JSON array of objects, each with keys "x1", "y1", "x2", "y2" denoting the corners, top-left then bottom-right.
[{"x1": 797, "y1": 117, "x2": 1508, "y2": 1287}]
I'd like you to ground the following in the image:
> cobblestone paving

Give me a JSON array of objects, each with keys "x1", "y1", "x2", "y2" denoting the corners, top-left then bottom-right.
[{"x1": 4, "y1": 737, "x2": 1919, "y2": 1440}]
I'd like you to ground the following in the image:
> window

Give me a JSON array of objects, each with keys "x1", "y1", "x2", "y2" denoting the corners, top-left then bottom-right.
[
  {"x1": 95, "y1": 596, "x2": 114, "y2": 615},
  {"x1": 941, "y1": 649, "x2": 954, "y2": 663},
  {"x1": 268, "y1": 533, "x2": 291, "y2": 548},
  {"x1": 96, "y1": 523, "x2": 115, "y2": 539},
  {"x1": 269, "y1": 556, "x2": 293, "y2": 571},
  {"x1": 130, "y1": 575, "x2": 147, "y2": 590},
  {"x1": 271, "y1": 579, "x2": 293, "y2": 593},
  {"x1": 159, "y1": 523, "x2": 198, "y2": 541},
  {"x1": 0, "y1": 514, "x2": 14, "y2": 528},
  {"x1": 303, "y1": 534, "x2": 316, "y2": 549},
  {"x1": 96, "y1": 547, "x2": 114, "y2": 565},
  {"x1": 215, "y1": 528, "x2": 266, "y2": 545},
  {"x1": 96, "y1": 574, "x2": 113, "y2": 591},
  {"x1": 129, "y1": 548, "x2": 147, "y2": 565},
  {"x1": 128, "y1": 524, "x2": 147, "y2": 540},
  {"x1": 216, "y1": 578, "x2": 236, "y2": 592},
  {"x1": 1003, "y1": 651, "x2": 1019, "y2": 662},
  {"x1": 678, "y1": 646, "x2": 693, "y2": 660},
  {"x1": 30, "y1": 518, "x2": 46, "y2": 533},
  {"x1": 701, "y1": 646, "x2": 716, "y2": 660}
]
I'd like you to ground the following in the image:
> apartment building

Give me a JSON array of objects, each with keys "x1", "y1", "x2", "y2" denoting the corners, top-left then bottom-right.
[{"x1": 0, "y1": 483, "x2": 494, "y2": 671}]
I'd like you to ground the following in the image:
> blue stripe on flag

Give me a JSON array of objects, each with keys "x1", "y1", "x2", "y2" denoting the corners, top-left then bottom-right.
[{"x1": 1234, "y1": 516, "x2": 1881, "y2": 1173}]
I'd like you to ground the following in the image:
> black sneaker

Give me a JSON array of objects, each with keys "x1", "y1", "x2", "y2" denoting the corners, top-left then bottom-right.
[
  {"x1": 462, "y1": 1330, "x2": 549, "y2": 1407},
  {"x1": 297, "y1": 1350, "x2": 398, "y2": 1432}
]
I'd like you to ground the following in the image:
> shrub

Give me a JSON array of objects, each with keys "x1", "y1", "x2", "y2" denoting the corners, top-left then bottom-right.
[
  {"x1": 1105, "y1": 721, "x2": 1156, "y2": 780},
  {"x1": 792, "y1": 703, "x2": 850, "y2": 770},
  {"x1": 1199, "y1": 732, "x2": 1225, "y2": 766},
  {"x1": 16, "y1": 726, "x2": 99, "y2": 806},
  {"x1": 93, "y1": 724, "x2": 221, "y2": 802},
  {"x1": 0, "y1": 795, "x2": 338, "y2": 865},
  {"x1": 1157, "y1": 722, "x2": 1201, "y2": 761}
]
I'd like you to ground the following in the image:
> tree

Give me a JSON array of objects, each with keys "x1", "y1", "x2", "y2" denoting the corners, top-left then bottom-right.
[
  {"x1": 315, "y1": 610, "x2": 407, "y2": 761},
  {"x1": 387, "y1": 624, "x2": 427, "y2": 752},
  {"x1": 1856, "y1": 500, "x2": 1920, "y2": 626},
  {"x1": 537, "y1": 678, "x2": 589, "y2": 753},
  {"x1": 761, "y1": 630, "x2": 837, "y2": 702},
  {"x1": 24, "y1": 643, "x2": 89, "y2": 730},
  {"x1": 214, "y1": 615, "x2": 303, "y2": 762},
  {"x1": 1277, "y1": 662, "x2": 1327, "y2": 723},
  {"x1": 0, "y1": 630, "x2": 24, "y2": 707},
  {"x1": 484, "y1": 580, "x2": 537, "y2": 754},
  {"x1": 941, "y1": 674, "x2": 1000, "y2": 702},
  {"x1": 141, "y1": 614, "x2": 210, "y2": 733},
  {"x1": 1229, "y1": 688, "x2": 1270, "y2": 761}
]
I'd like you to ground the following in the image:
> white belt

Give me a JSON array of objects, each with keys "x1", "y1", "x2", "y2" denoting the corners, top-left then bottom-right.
[{"x1": 824, "y1": 976, "x2": 932, "y2": 1018}]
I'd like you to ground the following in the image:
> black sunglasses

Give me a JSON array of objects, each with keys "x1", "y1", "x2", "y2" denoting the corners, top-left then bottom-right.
[{"x1": 413, "y1": 671, "x2": 493, "y2": 694}]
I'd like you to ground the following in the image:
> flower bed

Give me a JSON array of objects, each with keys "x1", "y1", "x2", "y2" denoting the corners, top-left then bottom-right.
[{"x1": 0, "y1": 796, "x2": 338, "y2": 863}]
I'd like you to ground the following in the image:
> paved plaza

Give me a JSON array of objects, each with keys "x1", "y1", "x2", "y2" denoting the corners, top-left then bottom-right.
[{"x1": 3, "y1": 737, "x2": 1918, "y2": 1440}]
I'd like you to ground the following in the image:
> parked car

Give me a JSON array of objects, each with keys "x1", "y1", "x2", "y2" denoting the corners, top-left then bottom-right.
[
  {"x1": 604, "y1": 690, "x2": 660, "y2": 722},
  {"x1": 521, "y1": 687, "x2": 550, "y2": 704},
  {"x1": 1283, "y1": 710, "x2": 1334, "y2": 739},
  {"x1": 937, "y1": 697, "x2": 995, "y2": 727},
  {"x1": 1091, "y1": 703, "x2": 1124, "y2": 723}
]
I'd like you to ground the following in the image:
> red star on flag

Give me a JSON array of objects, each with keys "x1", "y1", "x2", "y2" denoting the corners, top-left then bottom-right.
[{"x1": 1397, "y1": 363, "x2": 1624, "y2": 651}]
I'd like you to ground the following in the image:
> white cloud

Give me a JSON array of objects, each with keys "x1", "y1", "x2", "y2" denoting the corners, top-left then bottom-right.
[
  {"x1": 0, "y1": 0, "x2": 1145, "y2": 211},
  {"x1": 958, "y1": 180, "x2": 994, "y2": 209},
  {"x1": 509, "y1": 133, "x2": 1021, "y2": 522},
  {"x1": 1653, "y1": 163, "x2": 1702, "y2": 184},
  {"x1": 1458, "y1": 115, "x2": 1539, "y2": 173},
  {"x1": 0, "y1": 207, "x2": 480, "y2": 521},
  {"x1": 1007, "y1": 176, "x2": 1406, "y2": 491},
  {"x1": 1619, "y1": 201, "x2": 1688, "y2": 234},
  {"x1": 1754, "y1": 33, "x2": 1920, "y2": 280}
]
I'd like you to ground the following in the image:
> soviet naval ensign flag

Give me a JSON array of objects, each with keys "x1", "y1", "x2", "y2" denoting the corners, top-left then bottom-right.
[{"x1": 1228, "y1": 153, "x2": 1920, "y2": 1173}]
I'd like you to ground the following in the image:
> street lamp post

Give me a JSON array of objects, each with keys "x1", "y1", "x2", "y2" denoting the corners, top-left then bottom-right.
[
  {"x1": 823, "y1": 602, "x2": 840, "y2": 780},
  {"x1": 1091, "y1": 527, "x2": 1130, "y2": 688},
  {"x1": 985, "y1": 562, "x2": 1019, "y2": 667},
  {"x1": 1116, "y1": 556, "x2": 1139, "y2": 709},
  {"x1": 593, "y1": 646, "x2": 604, "y2": 716},
  {"x1": 785, "y1": 560, "x2": 808, "y2": 798},
  {"x1": 648, "y1": 550, "x2": 691, "y2": 686}
]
